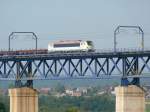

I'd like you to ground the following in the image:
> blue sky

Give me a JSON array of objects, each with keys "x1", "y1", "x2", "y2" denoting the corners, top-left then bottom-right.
[{"x1": 0, "y1": 0, "x2": 150, "y2": 50}]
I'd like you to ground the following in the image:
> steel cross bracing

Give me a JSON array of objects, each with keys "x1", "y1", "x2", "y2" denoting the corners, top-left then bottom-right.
[{"x1": 0, "y1": 51, "x2": 150, "y2": 86}]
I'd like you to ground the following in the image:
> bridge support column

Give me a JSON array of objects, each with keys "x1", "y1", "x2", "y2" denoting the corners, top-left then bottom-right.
[
  {"x1": 115, "y1": 85, "x2": 145, "y2": 112},
  {"x1": 9, "y1": 87, "x2": 38, "y2": 112}
]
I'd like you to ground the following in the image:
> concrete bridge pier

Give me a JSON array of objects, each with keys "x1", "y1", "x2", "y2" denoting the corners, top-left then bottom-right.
[
  {"x1": 115, "y1": 85, "x2": 145, "y2": 112},
  {"x1": 9, "y1": 87, "x2": 38, "y2": 112}
]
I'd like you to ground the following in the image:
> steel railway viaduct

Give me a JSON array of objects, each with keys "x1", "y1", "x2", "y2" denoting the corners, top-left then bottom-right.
[{"x1": 1, "y1": 26, "x2": 149, "y2": 112}]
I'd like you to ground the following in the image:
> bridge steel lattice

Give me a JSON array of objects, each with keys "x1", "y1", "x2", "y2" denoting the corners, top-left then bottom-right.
[{"x1": 0, "y1": 51, "x2": 150, "y2": 87}]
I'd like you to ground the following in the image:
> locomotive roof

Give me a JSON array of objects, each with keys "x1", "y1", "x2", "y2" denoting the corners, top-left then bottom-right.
[{"x1": 52, "y1": 40, "x2": 82, "y2": 44}]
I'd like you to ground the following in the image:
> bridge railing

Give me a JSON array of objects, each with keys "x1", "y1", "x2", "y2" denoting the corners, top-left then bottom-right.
[{"x1": 96, "y1": 48, "x2": 150, "y2": 53}]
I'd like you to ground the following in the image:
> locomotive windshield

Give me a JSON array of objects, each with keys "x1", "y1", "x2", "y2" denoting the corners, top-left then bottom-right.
[{"x1": 87, "y1": 41, "x2": 93, "y2": 46}]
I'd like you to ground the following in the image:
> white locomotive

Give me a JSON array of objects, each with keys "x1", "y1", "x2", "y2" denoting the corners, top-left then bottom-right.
[{"x1": 48, "y1": 40, "x2": 94, "y2": 52}]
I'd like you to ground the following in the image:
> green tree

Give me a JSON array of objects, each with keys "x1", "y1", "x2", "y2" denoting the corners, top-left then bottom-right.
[
  {"x1": 39, "y1": 93, "x2": 115, "y2": 112},
  {"x1": 66, "y1": 107, "x2": 79, "y2": 112},
  {"x1": 39, "y1": 106, "x2": 50, "y2": 112},
  {"x1": 146, "y1": 104, "x2": 150, "y2": 112},
  {"x1": 55, "y1": 83, "x2": 65, "y2": 93},
  {"x1": 0, "y1": 93, "x2": 9, "y2": 112},
  {"x1": 0, "y1": 102, "x2": 6, "y2": 112},
  {"x1": 8, "y1": 83, "x2": 15, "y2": 89}
]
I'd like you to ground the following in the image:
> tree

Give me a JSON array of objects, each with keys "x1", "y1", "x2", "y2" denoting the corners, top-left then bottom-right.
[
  {"x1": 39, "y1": 105, "x2": 50, "y2": 112},
  {"x1": 8, "y1": 83, "x2": 15, "y2": 89},
  {"x1": 0, "y1": 102, "x2": 6, "y2": 112},
  {"x1": 146, "y1": 104, "x2": 150, "y2": 112},
  {"x1": 55, "y1": 83, "x2": 65, "y2": 93},
  {"x1": 66, "y1": 107, "x2": 79, "y2": 112}
]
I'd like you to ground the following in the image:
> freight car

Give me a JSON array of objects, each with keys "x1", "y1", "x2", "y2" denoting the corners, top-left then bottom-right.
[{"x1": 0, "y1": 49, "x2": 48, "y2": 56}]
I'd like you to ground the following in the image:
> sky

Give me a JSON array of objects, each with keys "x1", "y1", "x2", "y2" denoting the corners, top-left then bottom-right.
[{"x1": 0, "y1": 0, "x2": 150, "y2": 50}]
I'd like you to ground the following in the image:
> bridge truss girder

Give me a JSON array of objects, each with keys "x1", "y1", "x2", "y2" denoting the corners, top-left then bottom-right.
[{"x1": 0, "y1": 55, "x2": 150, "y2": 87}]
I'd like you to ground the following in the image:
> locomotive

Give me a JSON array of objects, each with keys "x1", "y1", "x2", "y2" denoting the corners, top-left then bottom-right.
[{"x1": 48, "y1": 40, "x2": 94, "y2": 52}]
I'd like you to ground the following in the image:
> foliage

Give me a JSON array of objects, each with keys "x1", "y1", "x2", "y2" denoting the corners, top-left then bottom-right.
[
  {"x1": 66, "y1": 107, "x2": 79, "y2": 112},
  {"x1": 146, "y1": 104, "x2": 150, "y2": 112},
  {"x1": 55, "y1": 83, "x2": 65, "y2": 93},
  {"x1": 8, "y1": 83, "x2": 15, "y2": 89},
  {"x1": 39, "y1": 94, "x2": 115, "y2": 112},
  {"x1": 0, "y1": 94, "x2": 9, "y2": 112},
  {"x1": 0, "y1": 102, "x2": 6, "y2": 112},
  {"x1": 0, "y1": 92, "x2": 115, "y2": 112}
]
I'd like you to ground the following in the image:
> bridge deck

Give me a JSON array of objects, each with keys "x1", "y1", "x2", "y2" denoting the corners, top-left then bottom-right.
[
  {"x1": 0, "y1": 50, "x2": 150, "y2": 61},
  {"x1": 0, "y1": 49, "x2": 150, "y2": 84}
]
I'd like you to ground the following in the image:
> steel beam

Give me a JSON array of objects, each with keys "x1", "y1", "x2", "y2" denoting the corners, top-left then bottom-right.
[{"x1": 0, "y1": 51, "x2": 149, "y2": 86}]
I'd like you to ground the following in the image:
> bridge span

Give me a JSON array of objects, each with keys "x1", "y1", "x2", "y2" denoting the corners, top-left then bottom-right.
[{"x1": 0, "y1": 48, "x2": 150, "y2": 87}]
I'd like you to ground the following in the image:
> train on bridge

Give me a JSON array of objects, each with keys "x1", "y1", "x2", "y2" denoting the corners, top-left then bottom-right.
[{"x1": 0, "y1": 40, "x2": 95, "y2": 56}]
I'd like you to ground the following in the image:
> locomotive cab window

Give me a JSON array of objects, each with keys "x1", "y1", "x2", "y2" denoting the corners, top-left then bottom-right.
[{"x1": 87, "y1": 41, "x2": 93, "y2": 46}]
